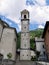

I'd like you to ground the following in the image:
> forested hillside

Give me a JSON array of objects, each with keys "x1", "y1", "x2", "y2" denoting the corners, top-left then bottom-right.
[{"x1": 17, "y1": 29, "x2": 43, "y2": 50}]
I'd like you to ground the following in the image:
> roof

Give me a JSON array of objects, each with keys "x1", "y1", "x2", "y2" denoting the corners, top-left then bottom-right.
[
  {"x1": 21, "y1": 9, "x2": 29, "y2": 13},
  {"x1": 0, "y1": 18, "x2": 17, "y2": 37},
  {"x1": 42, "y1": 21, "x2": 49, "y2": 38},
  {"x1": 35, "y1": 37, "x2": 44, "y2": 42},
  {"x1": 0, "y1": 18, "x2": 9, "y2": 27}
]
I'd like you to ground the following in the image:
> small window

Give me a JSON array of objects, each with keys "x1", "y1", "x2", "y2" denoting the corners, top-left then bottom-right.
[
  {"x1": 43, "y1": 45, "x2": 44, "y2": 48},
  {"x1": 24, "y1": 26, "x2": 26, "y2": 29},
  {"x1": 23, "y1": 55, "x2": 24, "y2": 56},
  {"x1": 43, "y1": 52, "x2": 45, "y2": 55},
  {"x1": 24, "y1": 15, "x2": 26, "y2": 19},
  {"x1": 14, "y1": 38, "x2": 16, "y2": 41},
  {"x1": 27, "y1": 54, "x2": 28, "y2": 56}
]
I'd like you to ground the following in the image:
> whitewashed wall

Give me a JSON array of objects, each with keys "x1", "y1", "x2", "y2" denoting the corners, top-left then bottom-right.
[
  {"x1": 0, "y1": 28, "x2": 17, "y2": 60},
  {"x1": 20, "y1": 50, "x2": 31, "y2": 60},
  {"x1": 35, "y1": 37, "x2": 45, "y2": 55}
]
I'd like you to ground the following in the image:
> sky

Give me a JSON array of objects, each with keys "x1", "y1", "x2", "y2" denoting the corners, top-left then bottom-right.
[{"x1": 0, "y1": 0, "x2": 49, "y2": 32}]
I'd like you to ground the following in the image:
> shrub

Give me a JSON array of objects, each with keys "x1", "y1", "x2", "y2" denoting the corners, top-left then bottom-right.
[
  {"x1": 7, "y1": 53, "x2": 12, "y2": 59},
  {"x1": 36, "y1": 51, "x2": 40, "y2": 58},
  {"x1": 31, "y1": 56, "x2": 36, "y2": 61}
]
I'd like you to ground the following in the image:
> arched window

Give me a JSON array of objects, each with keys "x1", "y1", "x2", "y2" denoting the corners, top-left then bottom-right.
[{"x1": 24, "y1": 15, "x2": 26, "y2": 19}]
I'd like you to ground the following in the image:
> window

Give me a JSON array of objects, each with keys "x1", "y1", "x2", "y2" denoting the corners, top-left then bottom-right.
[
  {"x1": 24, "y1": 26, "x2": 26, "y2": 29},
  {"x1": 23, "y1": 55, "x2": 24, "y2": 56},
  {"x1": 24, "y1": 15, "x2": 26, "y2": 19},
  {"x1": 27, "y1": 54, "x2": 28, "y2": 56},
  {"x1": 43, "y1": 52, "x2": 45, "y2": 55},
  {"x1": 43, "y1": 45, "x2": 44, "y2": 48},
  {"x1": 14, "y1": 38, "x2": 16, "y2": 41}
]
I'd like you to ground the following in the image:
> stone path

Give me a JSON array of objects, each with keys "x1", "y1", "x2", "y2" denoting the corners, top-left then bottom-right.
[
  {"x1": 37, "y1": 61, "x2": 49, "y2": 65},
  {"x1": 15, "y1": 60, "x2": 43, "y2": 65},
  {"x1": 16, "y1": 61, "x2": 36, "y2": 65},
  {"x1": 2, "y1": 60, "x2": 49, "y2": 65}
]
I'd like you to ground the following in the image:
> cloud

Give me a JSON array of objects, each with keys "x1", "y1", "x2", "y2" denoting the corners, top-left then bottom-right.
[
  {"x1": 0, "y1": 0, "x2": 26, "y2": 31},
  {"x1": 0, "y1": 0, "x2": 26, "y2": 20},
  {"x1": 0, "y1": 0, "x2": 49, "y2": 32},
  {"x1": 26, "y1": 0, "x2": 49, "y2": 25},
  {"x1": 27, "y1": 5, "x2": 49, "y2": 25},
  {"x1": 38, "y1": 25, "x2": 44, "y2": 29},
  {"x1": 35, "y1": 0, "x2": 46, "y2": 6},
  {"x1": 26, "y1": 0, "x2": 46, "y2": 6}
]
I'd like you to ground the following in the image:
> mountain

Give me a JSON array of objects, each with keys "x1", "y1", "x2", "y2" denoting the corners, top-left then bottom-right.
[
  {"x1": 0, "y1": 15, "x2": 18, "y2": 31},
  {"x1": 17, "y1": 29, "x2": 44, "y2": 50},
  {"x1": 30, "y1": 29, "x2": 43, "y2": 50}
]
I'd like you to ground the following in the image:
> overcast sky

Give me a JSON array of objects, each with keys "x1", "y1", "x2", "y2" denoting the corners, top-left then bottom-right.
[{"x1": 0, "y1": 0, "x2": 49, "y2": 32}]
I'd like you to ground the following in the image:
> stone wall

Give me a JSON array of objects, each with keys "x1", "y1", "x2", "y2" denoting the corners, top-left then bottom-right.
[{"x1": 0, "y1": 28, "x2": 17, "y2": 60}]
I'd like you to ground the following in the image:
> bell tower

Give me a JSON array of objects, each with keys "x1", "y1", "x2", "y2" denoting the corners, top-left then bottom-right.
[{"x1": 20, "y1": 9, "x2": 31, "y2": 60}]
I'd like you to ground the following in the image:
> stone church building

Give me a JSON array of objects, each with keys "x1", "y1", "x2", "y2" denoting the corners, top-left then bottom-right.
[{"x1": 0, "y1": 19, "x2": 17, "y2": 60}]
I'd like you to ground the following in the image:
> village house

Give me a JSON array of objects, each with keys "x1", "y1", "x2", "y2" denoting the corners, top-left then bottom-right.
[
  {"x1": 35, "y1": 37, "x2": 47, "y2": 61},
  {"x1": 35, "y1": 21, "x2": 49, "y2": 61},
  {"x1": 0, "y1": 19, "x2": 17, "y2": 60},
  {"x1": 42, "y1": 21, "x2": 49, "y2": 60}
]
